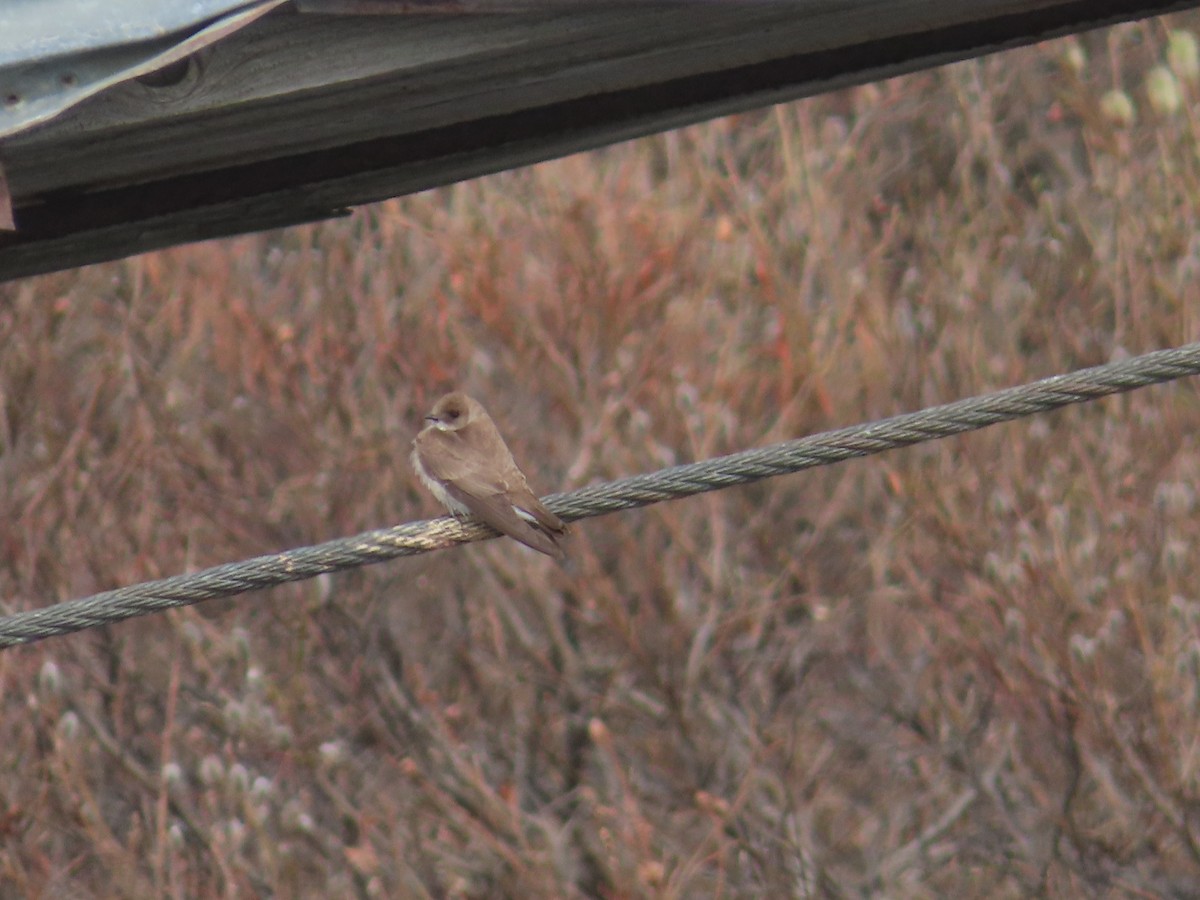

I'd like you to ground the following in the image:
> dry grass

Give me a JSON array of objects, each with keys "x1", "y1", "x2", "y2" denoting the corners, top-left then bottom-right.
[{"x1": 4, "y1": 14, "x2": 1200, "y2": 898}]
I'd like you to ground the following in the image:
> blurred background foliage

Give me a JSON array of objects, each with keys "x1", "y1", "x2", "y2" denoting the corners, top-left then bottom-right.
[{"x1": 4, "y1": 13, "x2": 1200, "y2": 899}]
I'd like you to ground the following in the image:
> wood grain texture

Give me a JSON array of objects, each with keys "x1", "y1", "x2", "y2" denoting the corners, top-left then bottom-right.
[{"x1": 0, "y1": 0, "x2": 1194, "y2": 280}]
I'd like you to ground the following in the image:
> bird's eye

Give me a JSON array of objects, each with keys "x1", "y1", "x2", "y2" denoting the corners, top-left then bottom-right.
[{"x1": 446, "y1": 409, "x2": 460, "y2": 420}]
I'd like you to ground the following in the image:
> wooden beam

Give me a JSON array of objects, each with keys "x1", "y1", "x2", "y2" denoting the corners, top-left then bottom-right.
[{"x1": 0, "y1": 0, "x2": 1195, "y2": 281}]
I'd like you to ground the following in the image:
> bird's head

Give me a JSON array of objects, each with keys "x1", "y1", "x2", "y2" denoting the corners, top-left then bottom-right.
[{"x1": 424, "y1": 392, "x2": 482, "y2": 432}]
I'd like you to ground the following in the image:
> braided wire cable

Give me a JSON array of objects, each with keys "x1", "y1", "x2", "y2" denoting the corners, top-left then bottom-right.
[{"x1": 3, "y1": 341, "x2": 1199, "y2": 649}]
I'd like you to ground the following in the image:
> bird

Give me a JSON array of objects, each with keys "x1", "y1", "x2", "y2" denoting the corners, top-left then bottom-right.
[{"x1": 411, "y1": 392, "x2": 567, "y2": 559}]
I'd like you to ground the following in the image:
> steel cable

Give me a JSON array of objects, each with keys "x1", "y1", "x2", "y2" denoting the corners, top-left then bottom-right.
[{"x1": 3, "y1": 341, "x2": 1199, "y2": 649}]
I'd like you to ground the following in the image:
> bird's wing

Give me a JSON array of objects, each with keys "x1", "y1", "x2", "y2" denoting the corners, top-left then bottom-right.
[
  {"x1": 416, "y1": 428, "x2": 566, "y2": 558},
  {"x1": 442, "y1": 482, "x2": 564, "y2": 559},
  {"x1": 504, "y1": 486, "x2": 567, "y2": 535},
  {"x1": 415, "y1": 427, "x2": 510, "y2": 490}
]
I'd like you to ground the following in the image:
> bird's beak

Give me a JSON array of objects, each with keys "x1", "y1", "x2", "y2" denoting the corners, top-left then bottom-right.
[{"x1": 424, "y1": 415, "x2": 438, "y2": 423}]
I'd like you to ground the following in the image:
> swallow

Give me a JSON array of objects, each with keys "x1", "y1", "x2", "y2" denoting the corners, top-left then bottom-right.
[{"x1": 412, "y1": 392, "x2": 567, "y2": 559}]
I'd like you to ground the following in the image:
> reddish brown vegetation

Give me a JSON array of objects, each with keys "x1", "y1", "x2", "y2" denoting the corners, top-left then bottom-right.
[{"x1": 3, "y1": 17, "x2": 1200, "y2": 898}]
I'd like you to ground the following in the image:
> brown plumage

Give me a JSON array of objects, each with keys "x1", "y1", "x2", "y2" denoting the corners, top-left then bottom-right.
[{"x1": 411, "y1": 392, "x2": 567, "y2": 559}]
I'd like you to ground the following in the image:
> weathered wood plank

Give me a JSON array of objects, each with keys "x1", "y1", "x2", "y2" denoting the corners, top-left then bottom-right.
[{"x1": 0, "y1": 0, "x2": 1195, "y2": 281}]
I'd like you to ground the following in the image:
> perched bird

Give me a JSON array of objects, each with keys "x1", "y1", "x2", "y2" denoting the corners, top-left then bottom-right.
[{"x1": 411, "y1": 392, "x2": 567, "y2": 559}]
